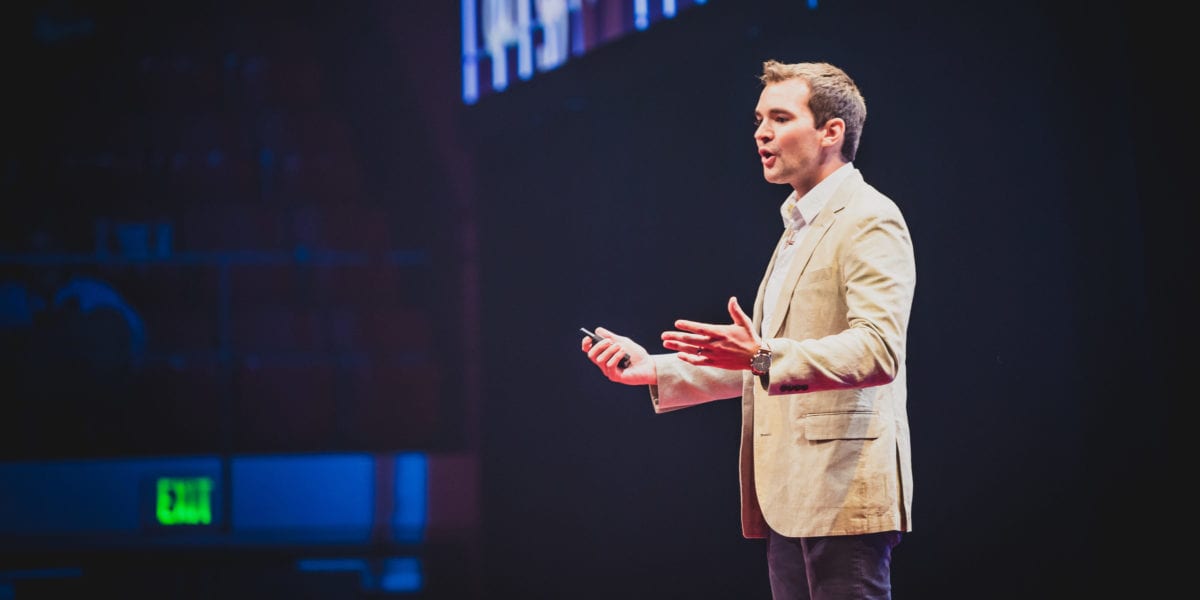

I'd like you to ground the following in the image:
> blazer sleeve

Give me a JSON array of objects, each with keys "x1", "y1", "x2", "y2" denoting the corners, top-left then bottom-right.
[{"x1": 648, "y1": 353, "x2": 743, "y2": 413}]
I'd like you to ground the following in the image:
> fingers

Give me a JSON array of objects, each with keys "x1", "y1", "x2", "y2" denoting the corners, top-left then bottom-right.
[
  {"x1": 582, "y1": 326, "x2": 616, "y2": 352},
  {"x1": 586, "y1": 335, "x2": 614, "y2": 357},
  {"x1": 596, "y1": 339, "x2": 622, "y2": 364},
  {"x1": 661, "y1": 296, "x2": 758, "y2": 361},
  {"x1": 728, "y1": 295, "x2": 753, "y2": 329},
  {"x1": 672, "y1": 319, "x2": 711, "y2": 335},
  {"x1": 661, "y1": 329, "x2": 710, "y2": 349},
  {"x1": 583, "y1": 329, "x2": 626, "y2": 369},
  {"x1": 662, "y1": 340, "x2": 705, "y2": 356},
  {"x1": 675, "y1": 300, "x2": 747, "y2": 336}
]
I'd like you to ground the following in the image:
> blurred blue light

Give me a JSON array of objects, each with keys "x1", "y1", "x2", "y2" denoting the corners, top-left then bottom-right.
[
  {"x1": 231, "y1": 454, "x2": 374, "y2": 543},
  {"x1": 394, "y1": 453, "x2": 427, "y2": 542},
  {"x1": 379, "y1": 557, "x2": 422, "y2": 592}
]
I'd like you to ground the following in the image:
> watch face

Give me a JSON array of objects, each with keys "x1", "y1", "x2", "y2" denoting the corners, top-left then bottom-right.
[{"x1": 751, "y1": 351, "x2": 771, "y2": 374}]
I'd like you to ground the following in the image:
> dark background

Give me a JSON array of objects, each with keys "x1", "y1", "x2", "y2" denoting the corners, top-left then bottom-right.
[{"x1": 1, "y1": 0, "x2": 1188, "y2": 598}]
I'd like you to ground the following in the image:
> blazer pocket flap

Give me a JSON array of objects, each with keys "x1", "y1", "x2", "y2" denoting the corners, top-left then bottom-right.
[{"x1": 805, "y1": 411, "x2": 882, "y2": 441}]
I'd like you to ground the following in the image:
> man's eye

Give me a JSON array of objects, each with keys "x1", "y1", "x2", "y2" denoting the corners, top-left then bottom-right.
[{"x1": 753, "y1": 119, "x2": 763, "y2": 127}]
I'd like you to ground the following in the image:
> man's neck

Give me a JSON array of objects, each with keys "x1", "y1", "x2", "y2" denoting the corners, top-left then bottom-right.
[{"x1": 792, "y1": 159, "x2": 850, "y2": 198}]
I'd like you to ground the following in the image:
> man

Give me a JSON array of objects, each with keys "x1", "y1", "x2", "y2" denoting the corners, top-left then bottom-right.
[{"x1": 582, "y1": 60, "x2": 916, "y2": 599}]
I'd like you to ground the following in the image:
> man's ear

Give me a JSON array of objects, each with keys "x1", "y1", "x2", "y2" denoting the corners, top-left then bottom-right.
[{"x1": 820, "y1": 117, "x2": 845, "y2": 150}]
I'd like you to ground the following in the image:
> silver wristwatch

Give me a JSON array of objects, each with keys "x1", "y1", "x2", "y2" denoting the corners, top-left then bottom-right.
[{"x1": 749, "y1": 343, "x2": 772, "y2": 376}]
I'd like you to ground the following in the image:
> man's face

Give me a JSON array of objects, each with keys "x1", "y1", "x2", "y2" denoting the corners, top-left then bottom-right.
[{"x1": 754, "y1": 79, "x2": 823, "y2": 189}]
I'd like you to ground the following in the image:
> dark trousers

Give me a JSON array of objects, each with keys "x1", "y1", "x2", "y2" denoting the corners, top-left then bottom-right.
[{"x1": 766, "y1": 527, "x2": 902, "y2": 600}]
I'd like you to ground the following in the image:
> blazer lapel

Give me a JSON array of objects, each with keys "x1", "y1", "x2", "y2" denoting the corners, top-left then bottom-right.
[
  {"x1": 763, "y1": 215, "x2": 833, "y2": 338},
  {"x1": 760, "y1": 171, "x2": 860, "y2": 339}
]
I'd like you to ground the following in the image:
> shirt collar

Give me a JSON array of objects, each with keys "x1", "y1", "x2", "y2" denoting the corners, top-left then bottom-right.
[{"x1": 779, "y1": 162, "x2": 855, "y2": 230}]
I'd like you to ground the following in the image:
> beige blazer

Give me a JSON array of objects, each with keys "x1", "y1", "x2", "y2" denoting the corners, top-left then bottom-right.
[{"x1": 650, "y1": 169, "x2": 916, "y2": 539}]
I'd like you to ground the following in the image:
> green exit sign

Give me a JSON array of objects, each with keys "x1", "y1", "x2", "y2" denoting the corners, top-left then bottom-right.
[{"x1": 156, "y1": 477, "x2": 213, "y2": 526}]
